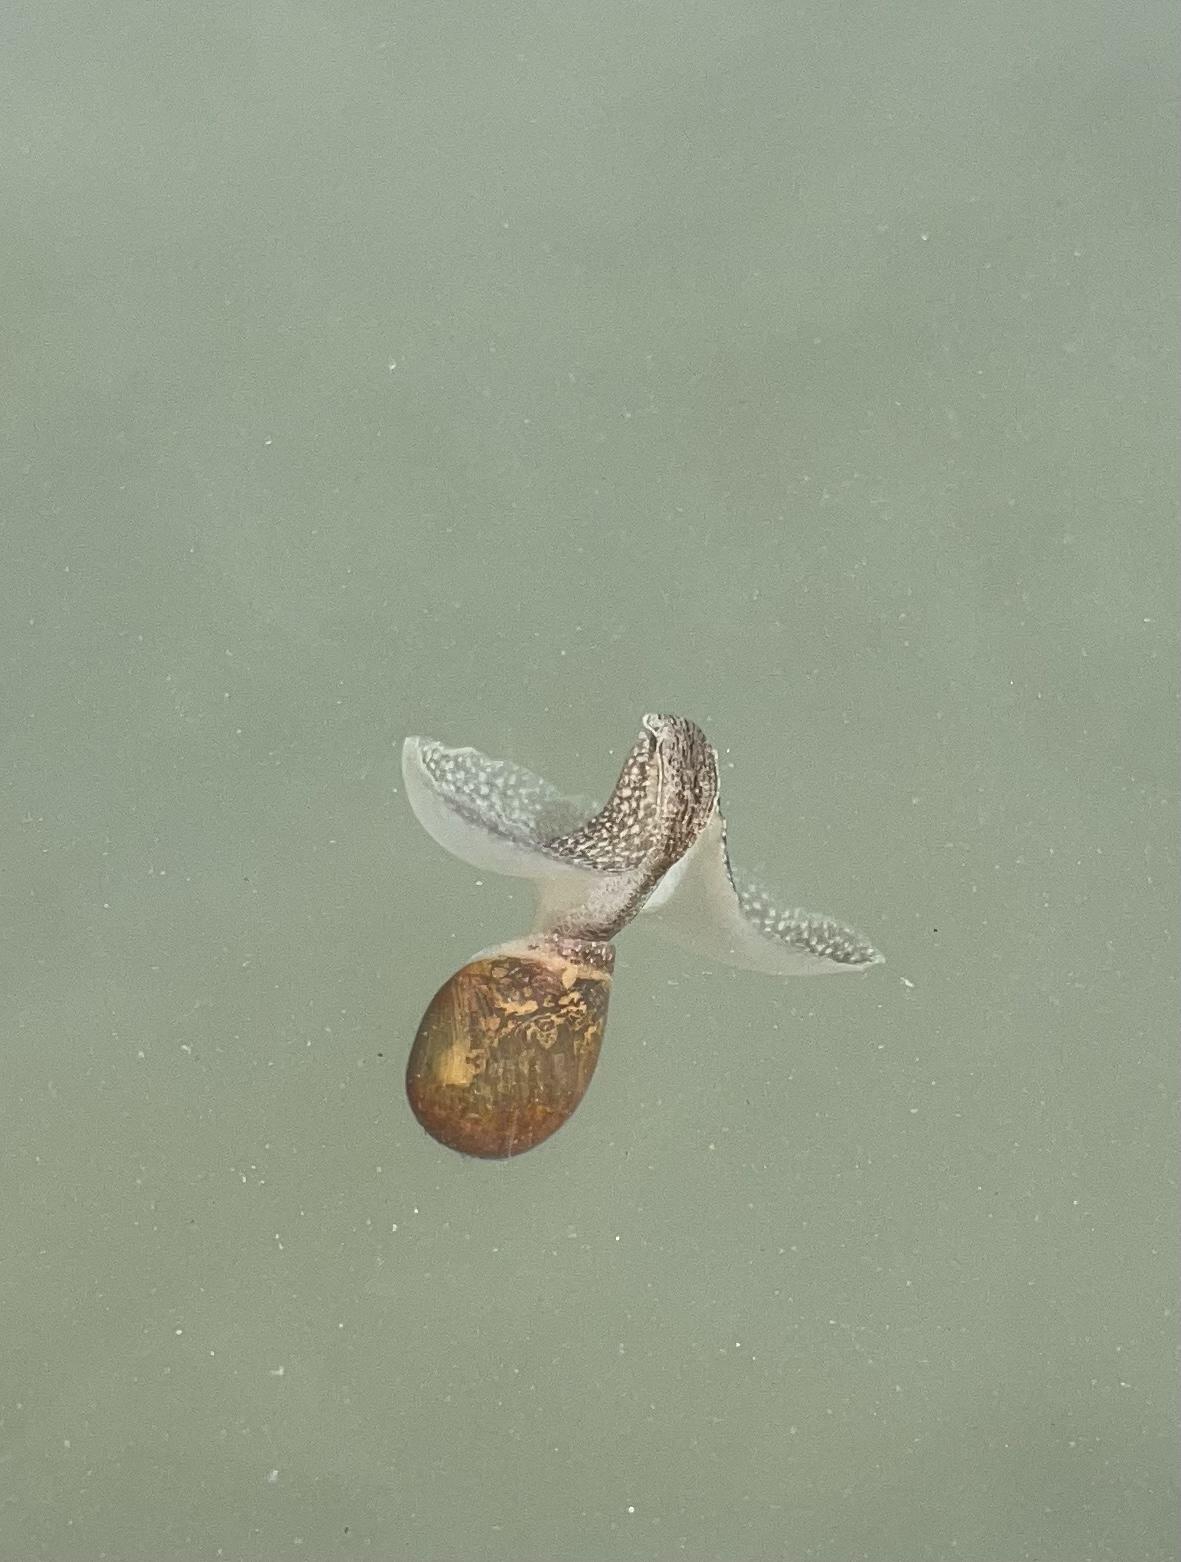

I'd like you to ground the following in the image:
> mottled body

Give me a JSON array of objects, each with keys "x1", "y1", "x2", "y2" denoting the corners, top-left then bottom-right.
[{"x1": 402, "y1": 714, "x2": 881, "y2": 1157}]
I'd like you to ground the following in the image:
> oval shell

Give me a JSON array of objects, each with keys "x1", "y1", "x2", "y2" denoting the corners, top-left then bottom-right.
[{"x1": 405, "y1": 941, "x2": 613, "y2": 1158}]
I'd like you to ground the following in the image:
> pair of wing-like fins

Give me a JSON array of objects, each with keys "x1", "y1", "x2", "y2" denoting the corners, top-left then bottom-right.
[{"x1": 402, "y1": 718, "x2": 881, "y2": 977}]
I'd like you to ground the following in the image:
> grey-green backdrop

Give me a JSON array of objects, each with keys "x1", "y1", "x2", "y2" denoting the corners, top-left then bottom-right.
[{"x1": 1, "y1": 1, "x2": 1176, "y2": 1558}]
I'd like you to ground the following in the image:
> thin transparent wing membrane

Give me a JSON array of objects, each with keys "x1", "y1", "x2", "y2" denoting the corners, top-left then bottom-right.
[
  {"x1": 402, "y1": 720, "x2": 881, "y2": 974},
  {"x1": 401, "y1": 737, "x2": 596, "y2": 880},
  {"x1": 639, "y1": 809, "x2": 881, "y2": 974}
]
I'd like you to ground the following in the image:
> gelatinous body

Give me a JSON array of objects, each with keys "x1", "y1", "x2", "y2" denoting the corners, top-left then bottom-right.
[{"x1": 401, "y1": 713, "x2": 881, "y2": 1157}]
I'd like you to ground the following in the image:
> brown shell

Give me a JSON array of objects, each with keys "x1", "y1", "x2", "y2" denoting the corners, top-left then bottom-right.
[{"x1": 405, "y1": 943, "x2": 613, "y2": 1158}]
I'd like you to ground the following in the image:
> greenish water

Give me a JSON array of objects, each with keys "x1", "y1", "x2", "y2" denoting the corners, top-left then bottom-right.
[{"x1": 1, "y1": 2, "x2": 1176, "y2": 1559}]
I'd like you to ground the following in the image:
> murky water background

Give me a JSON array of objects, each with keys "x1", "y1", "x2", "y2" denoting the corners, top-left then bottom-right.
[{"x1": 2, "y1": 2, "x2": 1176, "y2": 1558}]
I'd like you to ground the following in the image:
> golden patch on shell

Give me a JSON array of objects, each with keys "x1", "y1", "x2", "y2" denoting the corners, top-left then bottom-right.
[{"x1": 404, "y1": 946, "x2": 613, "y2": 1158}]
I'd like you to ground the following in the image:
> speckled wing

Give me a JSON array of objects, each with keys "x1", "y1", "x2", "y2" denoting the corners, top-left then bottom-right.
[
  {"x1": 401, "y1": 732, "x2": 656, "y2": 933},
  {"x1": 403, "y1": 727, "x2": 880, "y2": 974},
  {"x1": 641, "y1": 807, "x2": 882, "y2": 975},
  {"x1": 399, "y1": 731, "x2": 602, "y2": 912},
  {"x1": 401, "y1": 736, "x2": 595, "y2": 877}
]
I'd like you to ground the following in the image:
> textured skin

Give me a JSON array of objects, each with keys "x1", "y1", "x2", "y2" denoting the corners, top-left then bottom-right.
[
  {"x1": 402, "y1": 712, "x2": 882, "y2": 1158},
  {"x1": 403, "y1": 715, "x2": 881, "y2": 970}
]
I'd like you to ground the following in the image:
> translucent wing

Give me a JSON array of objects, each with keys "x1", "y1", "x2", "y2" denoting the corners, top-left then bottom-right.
[
  {"x1": 401, "y1": 736, "x2": 595, "y2": 878},
  {"x1": 402, "y1": 725, "x2": 686, "y2": 935},
  {"x1": 641, "y1": 808, "x2": 882, "y2": 975},
  {"x1": 403, "y1": 729, "x2": 881, "y2": 974}
]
